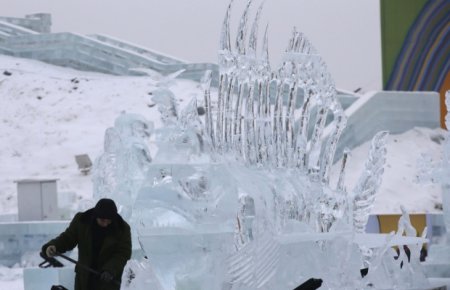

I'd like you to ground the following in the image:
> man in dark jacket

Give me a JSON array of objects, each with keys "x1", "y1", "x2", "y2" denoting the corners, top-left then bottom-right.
[{"x1": 42, "y1": 198, "x2": 132, "y2": 290}]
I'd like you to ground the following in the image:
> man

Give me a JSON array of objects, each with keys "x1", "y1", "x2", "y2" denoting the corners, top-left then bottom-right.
[{"x1": 42, "y1": 198, "x2": 132, "y2": 290}]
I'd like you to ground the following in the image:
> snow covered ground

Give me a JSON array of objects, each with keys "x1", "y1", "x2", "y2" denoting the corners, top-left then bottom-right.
[
  {"x1": 331, "y1": 127, "x2": 444, "y2": 214},
  {"x1": 0, "y1": 54, "x2": 203, "y2": 216},
  {"x1": 0, "y1": 54, "x2": 444, "y2": 289},
  {"x1": 0, "y1": 266, "x2": 22, "y2": 290}
]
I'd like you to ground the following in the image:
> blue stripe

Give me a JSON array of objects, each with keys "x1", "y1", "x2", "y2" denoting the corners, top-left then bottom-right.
[
  {"x1": 386, "y1": 0, "x2": 436, "y2": 89},
  {"x1": 398, "y1": 1, "x2": 446, "y2": 89},
  {"x1": 407, "y1": 14, "x2": 450, "y2": 90},
  {"x1": 385, "y1": 0, "x2": 450, "y2": 91}
]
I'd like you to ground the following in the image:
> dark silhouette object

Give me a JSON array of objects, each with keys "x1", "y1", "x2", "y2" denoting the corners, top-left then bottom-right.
[
  {"x1": 420, "y1": 247, "x2": 427, "y2": 262},
  {"x1": 197, "y1": 106, "x2": 206, "y2": 116},
  {"x1": 39, "y1": 251, "x2": 121, "y2": 288},
  {"x1": 51, "y1": 286, "x2": 68, "y2": 290},
  {"x1": 394, "y1": 245, "x2": 428, "y2": 263},
  {"x1": 75, "y1": 154, "x2": 92, "y2": 175},
  {"x1": 41, "y1": 198, "x2": 131, "y2": 290},
  {"x1": 57, "y1": 252, "x2": 120, "y2": 286},
  {"x1": 3, "y1": 70, "x2": 12, "y2": 76},
  {"x1": 360, "y1": 267, "x2": 369, "y2": 277},
  {"x1": 293, "y1": 278, "x2": 323, "y2": 290},
  {"x1": 39, "y1": 251, "x2": 63, "y2": 268}
]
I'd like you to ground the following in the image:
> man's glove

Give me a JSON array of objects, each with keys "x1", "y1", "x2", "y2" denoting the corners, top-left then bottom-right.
[
  {"x1": 45, "y1": 245, "x2": 57, "y2": 258},
  {"x1": 100, "y1": 271, "x2": 114, "y2": 282}
]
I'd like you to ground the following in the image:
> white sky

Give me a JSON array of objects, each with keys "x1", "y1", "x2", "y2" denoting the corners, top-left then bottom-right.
[{"x1": 0, "y1": 0, "x2": 382, "y2": 91}]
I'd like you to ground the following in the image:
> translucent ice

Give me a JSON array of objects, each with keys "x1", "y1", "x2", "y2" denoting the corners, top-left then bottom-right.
[
  {"x1": 92, "y1": 1, "x2": 433, "y2": 289},
  {"x1": 93, "y1": 113, "x2": 153, "y2": 220},
  {"x1": 419, "y1": 90, "x2": 450, "y2": 264}
]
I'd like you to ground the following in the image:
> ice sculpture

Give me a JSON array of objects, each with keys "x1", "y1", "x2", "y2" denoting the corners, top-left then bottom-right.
[
  {"x1": 420, "y1": 90, "x2": 450, "y2": 264},
  {"x1": 93, "y1": 113, "x2": 153, "y2": 220},
  {"x1": 362, "y1": 207, "x2": 429, "y2": 289},
  {"x1": 94, "y1": 1, "x2": 431, "y2": 289}
]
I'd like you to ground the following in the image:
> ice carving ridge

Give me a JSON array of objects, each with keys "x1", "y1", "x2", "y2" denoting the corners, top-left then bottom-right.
[
  {"x1": 207, "y1": 4, "x2": 348, "y2": 171},
  {"x1": 353, "y1": 131, "x2": 389, "y2": 233}
]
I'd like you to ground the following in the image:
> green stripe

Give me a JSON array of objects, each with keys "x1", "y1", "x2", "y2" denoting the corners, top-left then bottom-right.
[{"x1": 380, "y1": 0, "x2": 428, "y2": 87}]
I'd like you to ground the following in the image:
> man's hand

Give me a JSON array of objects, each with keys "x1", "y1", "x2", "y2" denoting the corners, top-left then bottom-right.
[
  {"x1": 45, "y1": 245, "x2": 57, "y2": 258},
  {"x1": 100, "y1": 271, "x2": 114, "y2": 282}
]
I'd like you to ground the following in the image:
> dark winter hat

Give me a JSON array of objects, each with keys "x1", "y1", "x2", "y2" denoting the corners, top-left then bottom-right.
[{"x1": 94, "y1": 198, "x2": 118, "y2": 220}]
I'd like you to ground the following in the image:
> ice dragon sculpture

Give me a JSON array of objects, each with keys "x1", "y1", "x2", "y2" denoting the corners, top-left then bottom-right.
[{"x1": 93, "y1": 1, "x2": 431, "y2": 289}]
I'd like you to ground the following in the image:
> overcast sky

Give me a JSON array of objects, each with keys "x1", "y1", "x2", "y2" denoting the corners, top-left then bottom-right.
[{"x1": 0, "y1": 0, "x2": 382, "y2": 91}]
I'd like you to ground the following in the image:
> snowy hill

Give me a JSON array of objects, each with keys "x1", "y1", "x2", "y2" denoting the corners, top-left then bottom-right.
[
  {"x1": 0, "y1": 54, "x2": 202, "y2": 215},
  {"x1": 0, "y1": 54, "x2": 444, "y2": 216}
]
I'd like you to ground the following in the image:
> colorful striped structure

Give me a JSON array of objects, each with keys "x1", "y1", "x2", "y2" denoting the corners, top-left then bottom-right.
[{"x1": 381, "y1": 0, "x2": 450, "y2": 127}]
